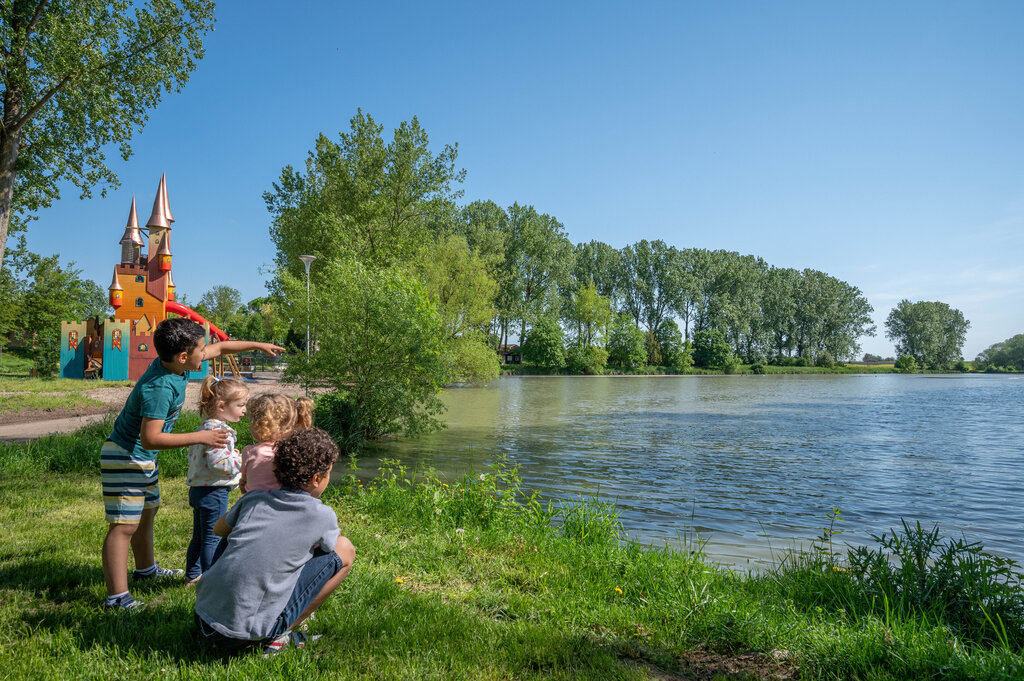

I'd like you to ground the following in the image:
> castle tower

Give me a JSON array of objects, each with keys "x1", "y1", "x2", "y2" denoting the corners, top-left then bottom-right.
[
  {"x1": 108, "y1": 269, "x2": 123, "y2": 309},
  {"x1": 161, "y1": 172, "x2": 175, "y2": 224},
  {"x1": 166, "y1": 270, "x2": 176, "y2": 301},
  {"x1": 145, "y1": 175, "x2": 171, "y2": 303},
  {"x1": 119, "y1": 197, "x2": 144, "y2": 265},
  {"x1": 157, "y1": 229, "x2": 172, "y2": 271}
]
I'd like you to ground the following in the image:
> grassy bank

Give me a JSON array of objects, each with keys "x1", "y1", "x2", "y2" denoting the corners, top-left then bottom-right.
[
  {"x1": 2, "y1": 419, "x2": 1022, "y2": 679},
  {"x1": 500, "y1": 363, "x2": 900, "y2": 376}
]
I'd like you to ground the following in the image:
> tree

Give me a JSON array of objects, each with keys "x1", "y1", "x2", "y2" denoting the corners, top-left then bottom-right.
[
  {"x1": 885, "y1": 300, "x2": 970, "y2": 370},
  {"x1": 975, "y1": 333, "x2": 1024, "y2": 371},
  {"x1": 416, "y1": 234, "x2": 499, "y2": 382},
  {"x1": 265, "y1": 110, "x2": 465, "y2": 284},
  {"x1": 500, "y1": 203, "x2": 573, "y2": 345},
  {"x1": 563, "y1": 282, "x2": 612, "y2": 350},
  {"x1": 520, "y1": 316, "x2": 565, "y2": 369},
  {"x1": 199, "y1": 285, "x2": 243, "y2": 330},
  {"x1": 0, "y1": 0, "x2": 216, "y2": 270},
  {"x1": 571, "y1": 240, "x2": 620, "y2": 303},
  {"x1": 655, "y1": 319, "x2": 692, "y2": 372},
  {"x1": 692, "y1": 329, "x2": 733, "y2": 370},
  {"x1": 282, "y1": 259, "x2": 451, "y2": 442},
  {"x1": 16, "y1": 251, "x2": 107, "y2": 375},
  {"x1": 634, "y1": 239, "x2": 682, "y2": 334},
  {"x1": 606, "y1": 313, "x2": 646, "y2": 368}
]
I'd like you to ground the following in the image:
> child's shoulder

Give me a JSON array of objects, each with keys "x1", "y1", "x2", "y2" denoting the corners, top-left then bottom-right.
[{"x1": 199, "y1": 418, "x2": 226, "y2": 431}]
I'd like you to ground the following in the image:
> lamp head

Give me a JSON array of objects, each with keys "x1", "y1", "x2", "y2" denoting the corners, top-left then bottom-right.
[{"x1": 298, "y1": 254, "x2": 316, "y2": 276}]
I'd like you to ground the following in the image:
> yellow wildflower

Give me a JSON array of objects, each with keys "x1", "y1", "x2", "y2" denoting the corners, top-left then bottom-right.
[
  {"x1": 614, "y1": 587, "x2": 623, "y2": 595},
  {"x1": 396, "y1": 577, "x2": 404, "y2": 583}
]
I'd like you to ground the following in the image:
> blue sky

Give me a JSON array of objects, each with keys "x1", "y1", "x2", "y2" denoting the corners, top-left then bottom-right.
[{"x1": 23, "y1": 1, "x2": 1024, "y2": 358}]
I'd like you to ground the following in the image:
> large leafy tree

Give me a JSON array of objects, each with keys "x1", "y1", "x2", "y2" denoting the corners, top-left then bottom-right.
[
  {"x1": 266, "y1": 110, "x2": 465, "y2": 282},
  {"x1": 416, "y1": 233, "x2": 499, "y2": 382},
  {"x1": 498, "y1": 203, "x2": 572, "y2": 345},
  {"x1": 633, "y1": 239, "x2": 682, "y2": 334},
  {"x1": 8, "y1": 248, "x2": 108, "y2": 375},
  {"x1": 606, "y1": 312, "x2": 646, "y2": 368},
  {"x1": 198, "y1": 285, "x2": 242, "y2": 329},
  {"x1": 0, "y1": 0, "x2": 216, "y2": 270},
  {"x1": 564, "y1": 282, "x2": 612, "y2": 350},
  {"x1": 885, "y1": 300, "x2": 970, "y2": 370},
  {"x1": 571, "y1": 240, "x2": 620, "y2": 304}
]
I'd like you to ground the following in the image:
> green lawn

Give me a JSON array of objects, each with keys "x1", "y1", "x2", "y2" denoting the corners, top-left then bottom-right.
[
  {"x1": 0, "y1": 392, "x2": 104, "y2": 414},
  {"x1": 1, "y1": 418, "x2": 1021, "y2": 680}
]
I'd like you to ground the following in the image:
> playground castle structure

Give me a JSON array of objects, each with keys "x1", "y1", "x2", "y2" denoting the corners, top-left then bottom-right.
[{"x1": 59, "y1": 175, "x2": 241, "y2": 381}]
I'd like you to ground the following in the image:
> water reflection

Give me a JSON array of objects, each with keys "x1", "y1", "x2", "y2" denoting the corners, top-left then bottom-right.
[{"x1": 345, "y1": 374, "x2": 1024, "y2": 569}]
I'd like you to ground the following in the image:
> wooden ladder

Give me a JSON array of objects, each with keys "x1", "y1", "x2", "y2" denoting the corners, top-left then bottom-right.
[{"x1": 211, "y1": 354, "x2": 242, "y2": 379}]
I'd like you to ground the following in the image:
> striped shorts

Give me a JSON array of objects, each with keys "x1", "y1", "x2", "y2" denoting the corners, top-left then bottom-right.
[{"x1": 100, "y1": 440, "x2": 161, "y2": 523}]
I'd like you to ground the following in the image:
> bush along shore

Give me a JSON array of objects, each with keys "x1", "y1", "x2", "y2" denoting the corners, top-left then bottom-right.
[{"x1": 2, "y1": 416, "x2": 1023, "y2": 680}]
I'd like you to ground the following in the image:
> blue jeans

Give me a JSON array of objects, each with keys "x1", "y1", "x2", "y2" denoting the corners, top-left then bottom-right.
[
  {"x1": 186, "y1": 486, "x2": 229, "y2": 580},
  {"x1": 195, "y1": 547, "x2": 344, "y2": 651}
]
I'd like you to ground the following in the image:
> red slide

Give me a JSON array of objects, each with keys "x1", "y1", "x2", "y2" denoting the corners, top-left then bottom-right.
[{"x1": 165, "y1": 301, "x2": 229, "y2": 341}]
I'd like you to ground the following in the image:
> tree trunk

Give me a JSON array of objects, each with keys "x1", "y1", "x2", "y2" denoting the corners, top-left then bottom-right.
[{"x1": 0, "y1": 82, "x2": 24, "y2": 273}]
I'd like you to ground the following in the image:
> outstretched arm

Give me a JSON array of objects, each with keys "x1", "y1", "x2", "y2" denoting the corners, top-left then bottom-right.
[{"x1": 204, "y1": 340, "x2": 285, "y2": 360}]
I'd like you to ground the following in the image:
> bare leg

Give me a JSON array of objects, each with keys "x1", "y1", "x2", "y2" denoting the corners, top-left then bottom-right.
[
  {"x1": 289, "y1": 536, "x2": 355, "y2": 630},
  {"x1": 102, "y1": 522, "x2": 139, "y2": 595},
  {"x1": 130, "y1": 507, "x2": 158, "y2": 569}
]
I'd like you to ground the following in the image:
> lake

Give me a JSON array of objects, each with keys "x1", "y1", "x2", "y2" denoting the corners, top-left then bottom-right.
[{"x1": 352, "y1": 374, "x2": 1024, "y2": 569}]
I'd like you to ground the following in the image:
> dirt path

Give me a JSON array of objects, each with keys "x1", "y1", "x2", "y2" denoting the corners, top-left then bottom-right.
[{"x1": 0, "y1": 372, "x2": 310, "y2": 441}]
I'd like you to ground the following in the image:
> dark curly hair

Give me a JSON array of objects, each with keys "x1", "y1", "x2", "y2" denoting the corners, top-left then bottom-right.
[
  {"x1": 273, "y1": 428, "x2": 339, "y2": 490},
  {"x1": 154, "y1": 317, "x2": 205, "y2": 361}
]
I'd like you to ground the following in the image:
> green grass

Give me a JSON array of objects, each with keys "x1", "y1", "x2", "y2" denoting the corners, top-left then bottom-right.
[
  {"x1": 0, "y1": 392, "x2": 105, "y2": 415},
  {"x1": 0, "y1": 376, "x2": 135, "y2": 393},
  {"x1": 1, "y1": 418, "x2": 1022, "y2": 679},
  {"x1": 0, "y1": 350, "x2": 34, "y2": 377}
]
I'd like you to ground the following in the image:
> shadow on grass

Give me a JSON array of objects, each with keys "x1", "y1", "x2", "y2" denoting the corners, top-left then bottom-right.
[{"x1": 2, "y1": 558, "x2": 792, "y2": 678}]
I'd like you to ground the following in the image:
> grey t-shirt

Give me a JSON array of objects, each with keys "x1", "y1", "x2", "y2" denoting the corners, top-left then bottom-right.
[{"x1": 194, "y1": 488, "x2": 340, "y2": 640}]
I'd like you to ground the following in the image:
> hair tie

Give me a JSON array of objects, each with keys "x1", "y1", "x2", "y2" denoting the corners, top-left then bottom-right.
[{"x1": 211, "y1": 376, "x2": 221, "y2": 382}]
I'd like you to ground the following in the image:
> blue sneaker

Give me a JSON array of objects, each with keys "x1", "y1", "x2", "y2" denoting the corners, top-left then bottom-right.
[
  {"x1": 104, "y1": 593, "x2": 145, "y2": 611},
  {"x1": 132, "y1": 563, "x2": 185, "y2": 581}
]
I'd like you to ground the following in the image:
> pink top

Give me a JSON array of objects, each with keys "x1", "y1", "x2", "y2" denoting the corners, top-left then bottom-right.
[{"x1": 240, "y1": 441, "x2": 280, "y2": 492}]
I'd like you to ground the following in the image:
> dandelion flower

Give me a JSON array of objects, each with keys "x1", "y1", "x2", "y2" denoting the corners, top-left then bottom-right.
[
  {"x1": 614, "y1": 587, "x2": 623, "y2": 595},
  {"x1": 358, "y1": 484, "x2": 363, "y2": 488},
  {"x1": 455, "y1": 528, "x2": 465, "y2": 535},
  {"x1": 396, "y1": 577, "x2": 404, "y2": 583},
  {"x1": 442, "y1": 483, "x2": 449, "y2": 488}
]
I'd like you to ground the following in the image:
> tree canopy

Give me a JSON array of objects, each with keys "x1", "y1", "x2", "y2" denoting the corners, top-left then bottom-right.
[
  {"x1": 885, "y1": 300, "x2": 970, "y2": 370},
  {"x1": 975, "y1": 333, "x2": 1024, "y2": 371},
  {"x1": 0, "y1": 0, "x2": 216, "y2": 270}
]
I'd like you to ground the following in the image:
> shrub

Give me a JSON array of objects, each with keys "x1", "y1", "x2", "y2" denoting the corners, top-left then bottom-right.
[
  {"x1": 521, "y1": 316, "x2": 566, "y2": 369},
  {"x1": 954, "y1": 360, "x2": 969, "y2": 372},
  {"x1": 815, "y1": 351, "x2": 835, "y2": 368},
  {"x1": 315, "y1": 391, "x2": 364, "y2": 453},
  {"x1": 565, "y1": 345, "x2": 608, "y2": 375},
  {"x1": 750, "y1": 362, "x2": 766, "y2": 374},
  {"x1": 692, "y1": 329, "x2": 732, "y2": 369},
  {"x1": 895, "y1": 354, "x2": 920, "y2": 373},
  {"x1": 847, "y1": 521, "x2": 1024, "y2": 648}
]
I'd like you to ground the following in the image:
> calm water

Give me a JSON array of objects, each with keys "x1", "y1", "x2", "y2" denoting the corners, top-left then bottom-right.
[{"x1": 352, "y1": 374, "x2": 1024, "y2": 569}]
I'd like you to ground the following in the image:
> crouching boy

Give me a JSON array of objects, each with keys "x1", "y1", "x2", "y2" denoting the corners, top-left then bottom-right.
[{"x1": 194, "y1": 428, "x2": 355, "y2": 656}]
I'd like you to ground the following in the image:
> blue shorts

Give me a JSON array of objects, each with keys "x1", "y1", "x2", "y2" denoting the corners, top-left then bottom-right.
[
  {"x1": 194, "y1": 547, "x2": 345, "y2": 651},
  {"x1": 100, "y1": 440, "x2": 160, "y2": 523}
]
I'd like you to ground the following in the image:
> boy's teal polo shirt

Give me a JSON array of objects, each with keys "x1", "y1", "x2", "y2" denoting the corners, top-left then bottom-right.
[{"x1": 109, "y1": 359, "x2": 191, "y2": 459}]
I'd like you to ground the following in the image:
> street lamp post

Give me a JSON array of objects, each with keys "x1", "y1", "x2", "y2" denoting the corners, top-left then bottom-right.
[{"x1": 298, "y1": 255, "x2": 316, "y2": 396}]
